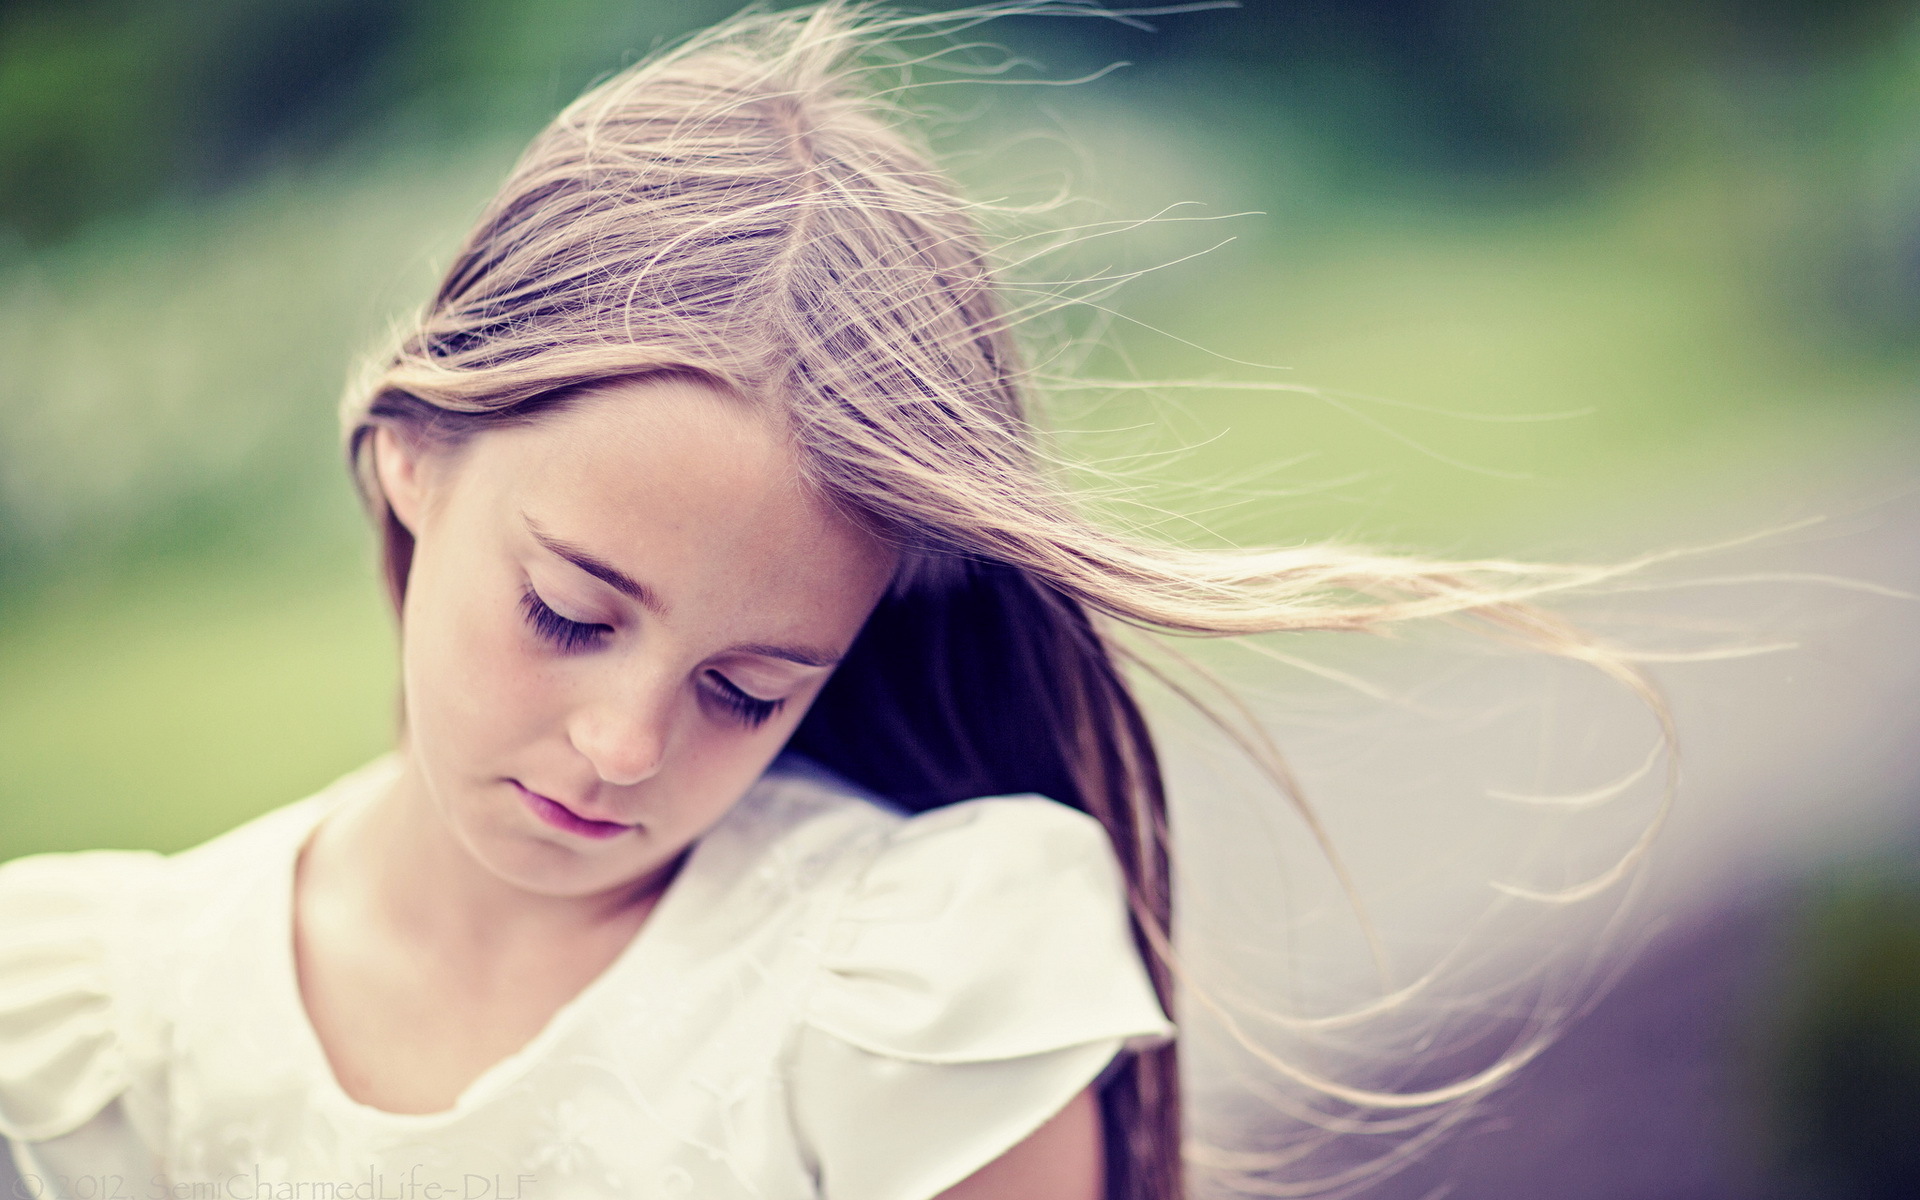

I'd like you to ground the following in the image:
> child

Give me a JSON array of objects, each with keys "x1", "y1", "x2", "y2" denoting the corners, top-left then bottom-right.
[{"x1": 0, "y1": 5, "x2": 1647, "y2": 1198}]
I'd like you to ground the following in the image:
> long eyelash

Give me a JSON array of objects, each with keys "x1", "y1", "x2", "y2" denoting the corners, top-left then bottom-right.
[
  {"x1": 519, "y1": 586, "x2": 608, "y2": 653},
  {"x1": 705, "y1": 671, "x2": 785, "y2": 729}
]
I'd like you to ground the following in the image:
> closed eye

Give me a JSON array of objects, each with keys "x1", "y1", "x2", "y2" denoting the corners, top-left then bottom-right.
[
  {"x1": 520, "y1": 586, "x2": 611, "y2": 653},
  {"x1": 702, "y1": 670, "x2": 785, "y2": 729}
]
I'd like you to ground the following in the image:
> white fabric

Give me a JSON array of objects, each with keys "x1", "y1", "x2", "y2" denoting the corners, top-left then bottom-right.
[
  {"x1": 790, "y1": 1029, "x2": 1126, "y2": 1200},
  {"x1": 10, "y1": 1097, "x2": 165, "y2": 1198},
  {"x1": 0, "y1": 754, "x2": 1173, "y2": 1199}
]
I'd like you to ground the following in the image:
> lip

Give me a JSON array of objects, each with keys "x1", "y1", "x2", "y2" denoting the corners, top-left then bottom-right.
[{"x1": 512, "y1": 780, "x2": 634, "y2": 840}]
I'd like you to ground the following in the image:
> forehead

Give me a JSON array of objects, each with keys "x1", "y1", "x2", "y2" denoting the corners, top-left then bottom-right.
[
  {"x1": 522, "y1": 374, "x2": 800, "y2": 503},
  {"x1": 461, "y1": 375, "x2": 895, "y2": 630}
]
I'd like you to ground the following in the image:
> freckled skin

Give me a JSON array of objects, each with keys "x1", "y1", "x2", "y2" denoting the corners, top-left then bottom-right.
[
  {"x1": 295, "y1": 374, "x2": 1101, "y2": 1196},
  {"x1": 384, "y1": 376, "x2": 896, "y2": 903},
  {"x1": 298, "y1": 376, "x2": 895, "y2": 1114}
]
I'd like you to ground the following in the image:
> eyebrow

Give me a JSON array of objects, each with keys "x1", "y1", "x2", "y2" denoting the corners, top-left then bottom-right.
[
  {"x1": 730, "y1": 641, "x2": 842, "y2": 668},
  {"x1": 522, "y1": 513, "x2": 845, "y2": 668},
  {"x1": 526, "y1": 515, "x2": 667, "y2": 616}
]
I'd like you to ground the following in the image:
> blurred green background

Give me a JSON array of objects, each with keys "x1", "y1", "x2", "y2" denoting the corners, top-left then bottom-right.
[
  {"x1": 3, "y1": 0, "x2": 1915, "y2": 853},
  {"x1": 0, "y1": 0, "x2": 1916, "y2": 1188}
]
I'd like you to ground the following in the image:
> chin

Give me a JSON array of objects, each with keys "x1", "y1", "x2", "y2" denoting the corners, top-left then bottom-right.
[
  {"x1": 498, "y1": 808, "x2": 676, "y2": 893},
  {"x1": 479, "y1": 838, "x2": 635, "y2": 898}
]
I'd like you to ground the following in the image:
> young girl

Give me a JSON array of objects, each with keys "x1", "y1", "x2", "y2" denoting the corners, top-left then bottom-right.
[{"x1": 0, "y1": 4, "x2": 1652, "y2": 1198}]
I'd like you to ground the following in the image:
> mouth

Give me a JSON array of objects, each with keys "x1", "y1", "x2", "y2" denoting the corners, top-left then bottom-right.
[{"x1": 512, "y1": 780, "x2": 634, "y2": 840}]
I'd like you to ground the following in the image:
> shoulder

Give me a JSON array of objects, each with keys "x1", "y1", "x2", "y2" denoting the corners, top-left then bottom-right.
[
  {"x1": 0, "y1": 846, "x2": 163, "y2": 1141},
  {"x1": 94, "y1": 757, "x2": 397, "y2": 958},
  {"x1": 702, "y1": 751, "x2": 908, "y2": 878},
  {"x1": 808, "y1": 786, "x2": 1170, "y2": 1062},
  {"x1": 166, "y1": 754, "x2": 399, "y2": 888},
  {"x1": 700, "y1": 753, "x2": 1173, "y2": 1059},
  {"x1": 771, "y1": 768, "x2": 1174, "y2": 1200},
  {"x1": 0, "y1": 757, "x2": 394, "y2": 1143}
]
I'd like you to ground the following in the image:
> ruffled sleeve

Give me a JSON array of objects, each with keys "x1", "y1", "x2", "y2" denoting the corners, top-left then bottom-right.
[
  {"x1": 0, "y1": 849, "x2": 159, "y2": 1143},
  {"x1": 790, "y1": 796, "x2": 1174, "y2": 1200}
]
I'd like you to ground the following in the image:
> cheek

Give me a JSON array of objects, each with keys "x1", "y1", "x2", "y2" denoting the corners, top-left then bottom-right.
[
  {"x1": 652, "y1": 692, "x2": 817, "y2": 830},
  {"x1": 716, "y1": 683, "x2": 825, "y2": 773},
  {"x1": 400, "y1": 553, "x2": 557, "y2": 765}
]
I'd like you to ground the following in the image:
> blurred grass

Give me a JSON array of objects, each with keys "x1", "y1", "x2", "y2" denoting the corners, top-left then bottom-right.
[
  {"x1": 0, "y1": 143, "x2": 505, "y2": 859},
  {"x1": 1033, "y1": 87, "x2": 1920, "y2": 553},
  {"x1": 0, "y1": 552, "x2": 395, "y2": 857},
  {"x1": 0, "y1": 140, "x2": 509, "y2": 581},
  {"x1": 1, "y1": 12, "x2": 1917, "y2": 861}
]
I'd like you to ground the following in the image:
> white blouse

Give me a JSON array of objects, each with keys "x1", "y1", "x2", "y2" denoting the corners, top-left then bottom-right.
[{"x1": 0, "y1": 754, "x2": 1173, "y2": 1200}]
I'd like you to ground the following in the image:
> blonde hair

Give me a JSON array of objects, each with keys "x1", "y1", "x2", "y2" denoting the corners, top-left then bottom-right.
[{"x1": 341, "y1": 4, "x2": 1667, "y2": 1196}]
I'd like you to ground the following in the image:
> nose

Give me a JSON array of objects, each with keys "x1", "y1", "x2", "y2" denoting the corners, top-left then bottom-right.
[{"x1": 567, "y1": 678, "x2": 673, "y2": 788}]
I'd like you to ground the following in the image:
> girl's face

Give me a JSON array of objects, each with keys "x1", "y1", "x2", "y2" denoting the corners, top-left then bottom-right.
[{"x1": 374, "y1": 374, "x2": 897, "y2": 901}]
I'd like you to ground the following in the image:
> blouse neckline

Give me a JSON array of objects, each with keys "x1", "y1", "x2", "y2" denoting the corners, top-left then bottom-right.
[{"x1": 263, "y1": 757, "x2": 724, "y2": 1128}]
